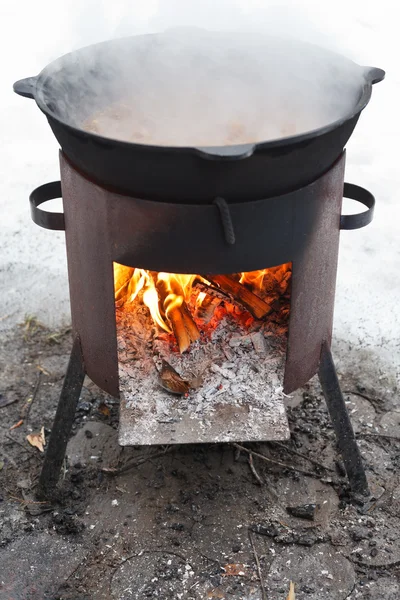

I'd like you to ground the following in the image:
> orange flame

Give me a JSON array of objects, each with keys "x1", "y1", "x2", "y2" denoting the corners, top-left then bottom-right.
[
  {"x1": 114, "y1": 263, "x2": 291, "y2": 337},
  {"x1": 142, "y1": 285, "x2": 171, "y2": 332},
  {"x1": 239, "y1": 270, "x2": 265, "y2": 291}
]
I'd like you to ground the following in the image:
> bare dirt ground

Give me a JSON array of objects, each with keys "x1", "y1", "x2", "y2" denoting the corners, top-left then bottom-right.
[{"x1": 1, "y1": 319, "x2": 399, "y2": 600}]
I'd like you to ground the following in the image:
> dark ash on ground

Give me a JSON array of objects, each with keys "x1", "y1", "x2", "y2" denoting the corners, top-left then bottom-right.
[{"x1": 0, "y1": 320, "x2": 399, "y2": 599}]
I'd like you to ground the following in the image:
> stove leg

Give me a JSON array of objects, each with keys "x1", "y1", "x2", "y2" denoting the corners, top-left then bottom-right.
[
  {"x1": 37, "y1": 336, "x2": 85, "y2": 497},
  {"x1": 318, "y1": 343, "x2": 370, "y2": 498}
]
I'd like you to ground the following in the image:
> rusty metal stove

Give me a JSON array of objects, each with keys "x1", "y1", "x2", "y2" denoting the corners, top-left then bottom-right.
[{"x1": 28, "y1": 150, "x2": 376, "y2": 499}]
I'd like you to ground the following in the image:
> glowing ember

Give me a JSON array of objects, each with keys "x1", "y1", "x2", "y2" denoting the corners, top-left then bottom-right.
[{"x1": 114, "y1": 264, "x2": 292, "y2": 353}]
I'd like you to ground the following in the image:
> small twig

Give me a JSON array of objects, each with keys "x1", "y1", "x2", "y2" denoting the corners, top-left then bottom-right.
[
  {"x1": 37, "y1": 365, "x2": 51, "y2": 376},
  {"x1": 188, "y1": 580, "x2": 200, "y2": 592},
  {"x1": 234, "y1": 446, "x2": 241, "y2": 461},
  {"x1": 5, "y1": 434, "x2": 41, "y2": 461},
  {"x1": 65, "y1": 563, "x2": 82, "y2": 583},
  {"x1": 350, "y1": 556, "x2": 400, "y2": 569},
  {"x1": 357, "y1": 432, "x2": 400, "y2": 442},
  {"x1": 20, "y1": 371, "x2": 42, "y2": 421},
  {"x1": 233, "y1": 443, "x2": 324, "y2": 479},
  {"x1": 195, "y1": 549, "x2": 221, "y2": 566},
  {"x1": 343, "y1": 389, "x2": 383, "y2": 405},
  {"x1": 249, "y1": 531, "x2": 267, "y2": 600},
  {"x1": 101, "y1": 447, "x2": 173, "y2": 475},
  {"x1": 287, "y1": 581, "x2": 296, "y2": 600},
  {"x1": 272, "y1": 441, "x2": 335, "y2": 473},
  {"x1": 65, "y1": 558, "x2": 87, "y2": 583},
  {"x1": 248, "y1": 454, "x2": 263, "y2": 485},
  {"x1": 0, "y1": 313, "x2": 13, "y2": 322},
  {"x1": 0, "y1": 396, "x2": 19, "y2": 409},
  {"x1": 5, "y1": 434, "x2": 29, "y2": 451},
  {"x1": 8, "y1": 494, "x2": 50, "y2": 506}
]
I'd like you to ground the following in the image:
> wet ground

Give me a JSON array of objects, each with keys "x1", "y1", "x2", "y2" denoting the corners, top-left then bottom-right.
[{"x1": 1, "y1": 319, "x2": 399, "y2": 599}]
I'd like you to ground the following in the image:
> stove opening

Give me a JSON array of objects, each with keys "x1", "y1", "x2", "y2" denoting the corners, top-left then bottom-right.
[{"x1": 114, "y1": 264, "x2": 292, "y2": 445}]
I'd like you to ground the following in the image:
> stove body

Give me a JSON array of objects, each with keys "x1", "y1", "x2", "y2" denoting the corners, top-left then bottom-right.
[
  {"x1": 47, "y1": 152, "x2": 349, "y2": 397},
  {"x1": 30, "y1": 151, "x2": 375, "y2": 498}
]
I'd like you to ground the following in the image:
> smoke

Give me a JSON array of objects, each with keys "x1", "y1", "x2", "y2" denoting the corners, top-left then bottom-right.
[
  {"x1": 62, "y1": 0, "x2": 349, "y2": 50},
  {"x1": 27, "y1": 0, "x2": 372, "y2": 146}
]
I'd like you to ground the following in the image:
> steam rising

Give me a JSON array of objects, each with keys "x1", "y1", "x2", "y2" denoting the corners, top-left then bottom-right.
[{"x1": 38, "y1": 27, "x2": 366, "y2": 147}]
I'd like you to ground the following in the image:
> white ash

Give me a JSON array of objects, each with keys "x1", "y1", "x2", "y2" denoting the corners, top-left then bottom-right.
[{"x1": 117, "y1": 304, "x2": 290, "y2": 446}]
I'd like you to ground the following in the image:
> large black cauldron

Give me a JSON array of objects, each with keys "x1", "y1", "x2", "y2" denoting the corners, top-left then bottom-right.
[{"x1": 14, "y1": 30, "x2": 384, "y2": 202}]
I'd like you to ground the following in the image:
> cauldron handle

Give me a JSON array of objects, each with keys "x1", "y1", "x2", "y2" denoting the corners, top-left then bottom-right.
[
  {"x1": 364, "y1": 67, "x2": 385, "y2": 85},
  {"x1": 193, "y1": 143, "x2": 255, "y2": 160},
  {"x1": 13, "y1": 76, "x2": 38, "y2": 99}
]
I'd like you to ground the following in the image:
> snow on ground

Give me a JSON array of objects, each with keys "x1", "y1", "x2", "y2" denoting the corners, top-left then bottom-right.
[{"x1": 0, "y1": 1, "x2": 398, "y2": 382}]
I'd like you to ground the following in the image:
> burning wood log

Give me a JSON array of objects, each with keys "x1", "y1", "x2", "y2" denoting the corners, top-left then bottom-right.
[
  {"x1": 196, "y1": 293, "x2": 221, "y2": 323},
  {"x1": 114, "y1": 264, "x2": 134, "y2": 304},
  {"x1": 166, "y1": 305, "x2": 192, "y2": 353},
  {"x1": 194, "y1": 279, "x2": 231, "y2": 303},
  {"x1": 155, "y1": 276, "x2": 200, "y2": 353},
  {"x1": 157, "y1": 360, "x2": 189, "y2": 395},
  {"x1": 181, "y1": 303, "x2": 201, "y2": 343},
  {"x1": 202, "y1": 275, "x2": 273, "y2": 319}
]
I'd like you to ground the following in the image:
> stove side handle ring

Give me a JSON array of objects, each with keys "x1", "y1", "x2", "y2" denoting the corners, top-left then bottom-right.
[
  {"x1": 340, "y1": 183, "x2": 375, "y2": 230},
  {"x1": 29, "y1": 182, "x2": 65, "y2": 231}
]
